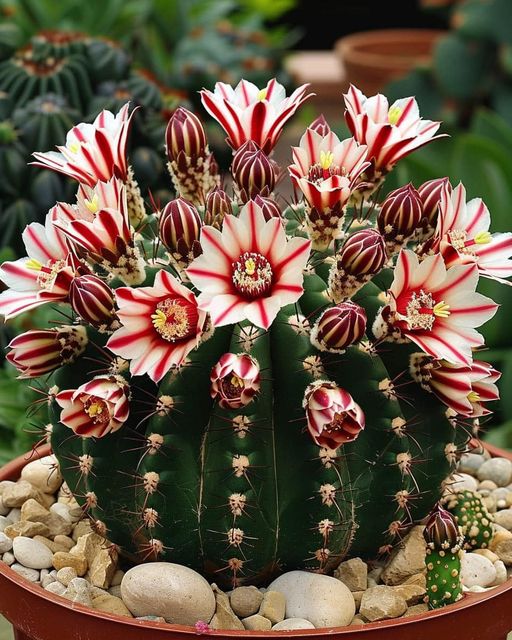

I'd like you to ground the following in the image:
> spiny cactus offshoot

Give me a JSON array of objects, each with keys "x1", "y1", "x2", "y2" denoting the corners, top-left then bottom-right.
[{"x1": 1, "y1": 79, "x2": 511, "y2": 594}]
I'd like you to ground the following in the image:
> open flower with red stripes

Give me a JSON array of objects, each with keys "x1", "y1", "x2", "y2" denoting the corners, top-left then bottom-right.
[
  {"x1": 200, "y1": 78, "x2": 313, "y2": 154},
  {"x1": 52, "y1": 178, "x2": 145, "y2": 285},
  {"x1": 106, "y1": 270, "x2": 207, "y2": 383},
  {"x1": 210, "y1": 352, "x2": 261, "y2": 409},
  {"x1": 410, "y1": 353, "x2": 500, "y2": 418},
  {"x1": 0, "y1": 212, "x2": 82, "y2": 319},
  {"x1": 32, "y1": 104, "x2": 136, "y2": 186},
  {"x1": 343, "y1": 85, "x2": 444, "y2": 176},
  {"x1": 428, "y1": 182, "x2": 512, "y2": 284},
  {"x1": 186, "y1": 200, "x2": 311, "y2": 330},
  {"x1": 303, "y1": 380, "x2": 365, "y2": 449},
  {"x1": 56, "y1": 375, "x2": 130, "y2": 438},
  {"x1": 374, "y1": 250, "x2": 498, "y2": 365},
  {"x1": 289, "y1": 120, "x2": 369, "y2": 249}
]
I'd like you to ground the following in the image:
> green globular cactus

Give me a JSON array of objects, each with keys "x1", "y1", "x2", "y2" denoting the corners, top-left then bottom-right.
[
  {"x1": 0, "y1": 31, "x2": 185, "y2": 257},
  {"x1": 424, "y1": 504, "x2": 464, "y2": 609},
  {"x1": 442, "y1": 489, "x2": 494, "y2": 551},
  {"x1": 2, "y1": 79, "x2": 505, "y2": 591}
]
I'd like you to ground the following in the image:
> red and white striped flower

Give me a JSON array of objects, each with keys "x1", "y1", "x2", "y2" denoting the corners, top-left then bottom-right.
[
  {"x1": 52, "y1": 178, "x2": 145, "y2": 285},
  {"x1": 106, "y1": 270, "x2": 207, "y2": 383},
  {"x1": 6, "y1": 326, "x2": 88, "y2": 378},
  {"x1": 200, "y1": 78, "x2": 313, "y2": 154},
  {"x1": 186, "y1": 200, "x2": 311, "y2": 330},
  {"x1": 376, "y1": 250, "x2": 498, "y2": 365},
  {"x1": 210, "y1": 352, "x2": 260, "y2": 409},
  {"x1": 303, "y1": 381, "x2": 365, "y2": 449},
  {"x1": 0, "y1": 212, "x2": 80, "y2": 319},
  {"x1": 410, "y1": 353, "x2": 500, "y2": 417},
  {"x1": 343, "y1": 85, "x2": 444, "y2": 173},
  {"x1": 289, "y1": 124, "x2": 369, "y2": 213},
  {"x1": 56, "y1": 375, "x2": 130, "y2": 438},
  {"x1": 430, "y1": 182, "x2": 512, "y2": 284},
  {"x1": 32, "y1": 104, "x2": 136, "y2": 186}
]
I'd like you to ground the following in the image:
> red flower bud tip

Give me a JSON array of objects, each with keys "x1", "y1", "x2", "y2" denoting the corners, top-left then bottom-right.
[
  {"x1": 69, "y1": 274, "x2": 117, "y2": 331},
  {"x1": 165, "y1": 107, "x2": 207, "y2": 163},
  {"x1": 303, "y1": 381, "x2": 365, "y2": 449},
  {"x1": 253, "y1": 195, "x2": 283, "y2": 222},
  {"x1": 328, "y1": 229, "x2": 387, "y2": 302},
  {"x1": 159, "y1": 197, "x2": 203, "y2": 267},
  {"x1": 309, "y1": 114, "x2": 331, "y2": 137},
  {"x1": 417, "y1": 177, "x2": 452, "y2": 234},
  {"x1": 210, "y1": 352, "x2": 260, "y2": 409},
  {"x1": 204, "y1": 187, "x2": 232, "y2": 228},
  {"x1": 377, "y1": 183, "x2": 423, "y2": 252},
  {"x1": 423, "y1": 503, "x2": 462, "y2": 551},
  {"x1": 231, "y1": 141, "x2": 276, "y2": 202},
  {"x1": 6, "y1": 326, "x2": 88, "y2": 378},
  {"x1": 312, "y1": 302, "x2": 367, "y2": 353}
]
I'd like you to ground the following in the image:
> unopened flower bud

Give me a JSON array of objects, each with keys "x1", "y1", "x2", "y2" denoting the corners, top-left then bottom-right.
[
  {"x1": 159, "y1": 197, "x2": 202, "y2": 266},
  {"x1": 7, "y1": 326, "x2": 88, "y2": 378},
  {"x1": 312, "y1": 302, "x2": 367, "y2": 353},
  {"x1": 418, "y1": 177, "x2": 452, "y2": 231},
  {"x1": 69, "y1": 274, "x2": 117, "y2": 330},
  {"x1": 253, "y1": 195, "x2": 283, "y2": 222},
  {"x1": 309, "y1": 114, "x2": 331, "y2": 137},
  {"x1": 210, "y1": 353, "x2": 260, "y2": 409},
  {"x1": 377, "y1": 183, "x2": 423, "y2": 253},
  {"x1": 328, "y1": 229, "x2": 387, "y2": 302},
  {"x1": 205, "y1": 187, "x2": 232, "y2": 228},
  {"x1": 423, "y1": 503, "x2": 461, "y2": 550},
  {"x1": 232, "y1": 140, "x2": 276, "y2": 202},
  {"x1": 165, "y1": 107, "x2": 207, "y2": 163}
]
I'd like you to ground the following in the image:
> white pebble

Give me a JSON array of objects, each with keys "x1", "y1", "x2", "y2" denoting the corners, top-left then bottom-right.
[
  {"x1": 12, "y1": 536, "x2": 54, "y2": 569},
  {"x1": 461, "y1": 553, "x2": 497, "y2": 588},
  {"x1": 493, "y1": 560, "x2": 507, "y2": 586},
  {"x1": 478, "y1": 458, "x2": 512, "y2": 487},
  {"x1": 2, "y1": 552, "x2": 15, "y2": 566},
  {"x1": 0, "y1": 532, "x2": 13, "y2": 553},
  {"x1": 272, "y1": 618, "x2": 316, "y2": 630},
  {"x1": 494, "y1": 509, "x2": 512, "y2": 531},
  {"x1": 20, "y1": 455, "x2": 62, "y2": 494},
  {"x1": 45, "y1": 581, "x2": 67, "y2": 596},
  {"x1": 6, "y1": 508, "x2": 20, "y2": 524},
  {"x1": 447, "y1": 473, "x2": 478, "y2": 493},
  {"x1": 10, "y1": 563, "x2": 40, "y2": 582},
  {"x1": 0, "y1": 516, "x2": 9, "y2": 532}
]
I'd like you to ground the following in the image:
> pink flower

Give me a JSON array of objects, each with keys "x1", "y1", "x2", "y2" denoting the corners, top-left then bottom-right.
[
  {"x1": 431, "y1": 182, "x2": 512, "y2": 284},
  {"x1": 0, "y1": 212, "x2": 80, "y2": 319},
  {"x1": 303, "y1": 381, "x2": 365, "y2": 449},
  {"x1": 32, "y1": 104, "x2": 136, "y2": 186},
  {"x1": 210, "y1": 353, "x2": 260, "y2": 409},
  {"x1": 106, "y1": 270, "x2": 207, "y2": 383},
  {"x1": 289, "y1": 123, "x2": 369, "y2": 214},
  {"x1": 56, "y1": 375, "x2": 130, "y2": 438},
  {"x1": 6, "y1": 326, "x2": 88, "y2": 378},
  {"x1": 343, "y1": 85, "x2": 444, "y2": 173},
  {"x1": 377, "y1": 250, "x2": 498, "y2": 365},
  {"x1": 410, "y1": 354, "x2": 500, "y2": 417},
  {"x1": 187, "y1": 200, "x2": 311, "y2": 330},
  {"x1": 200, "y1": 78, "x2": 312, "y2": 154}
]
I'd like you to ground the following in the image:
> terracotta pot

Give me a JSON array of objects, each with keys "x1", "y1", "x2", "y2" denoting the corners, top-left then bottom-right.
[
  {"x1": 335, "y1": 29, "x2": 445, "y2": 96},
  {"x1": 1, "y1": 444, "x2": 512, "y2": 639}
]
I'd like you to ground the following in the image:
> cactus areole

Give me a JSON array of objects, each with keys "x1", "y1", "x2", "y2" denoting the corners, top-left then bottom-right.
[{"x1": 2, "y1": 79, "x2": 511, "y2": 590}]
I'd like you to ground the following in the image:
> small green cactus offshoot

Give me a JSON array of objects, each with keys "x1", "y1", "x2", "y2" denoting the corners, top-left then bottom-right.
[
  {"x1": 442, "y1": 489, "x2": 494, "y2": 550},
  {"x1": 424, "y1": 504, "x2": 464, "y2": 609}
]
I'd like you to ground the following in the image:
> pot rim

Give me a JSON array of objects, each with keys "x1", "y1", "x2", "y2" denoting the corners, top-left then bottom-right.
[
  {"x1": 1, "y1": 442, "x2": 511, "y2": 637},
  {"x1": 335, "y1": 28, "x2": 445, "y2": 70}
]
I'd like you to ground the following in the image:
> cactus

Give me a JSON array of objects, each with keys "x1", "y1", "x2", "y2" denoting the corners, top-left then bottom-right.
[
  {"x1": 0, "y1": 31, "x2": 184, "y2": 256},
  {"x1": 442, "y1": 489, "x2": 494, "y2": 551},
  {"x1": 2, "y1": 79, "x2": 508, "y2": 591}
]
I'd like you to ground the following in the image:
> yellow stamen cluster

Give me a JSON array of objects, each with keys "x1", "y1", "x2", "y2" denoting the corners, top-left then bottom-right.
[{"x1": 388, "y1": 105, "x2": 403, "y2": 126}]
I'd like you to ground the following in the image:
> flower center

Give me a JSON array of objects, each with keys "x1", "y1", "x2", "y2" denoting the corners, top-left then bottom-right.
[
  {"x1": 404, "y1": 290, "x2": 450, "y2": 331},
  {"x1": 326, "y1": 411, "x2": 347, "y2": 434},
  {"x1": 308, "y1": 155, "x2": 347, "y2": 184},
  {"x1": 468, "y1": 391, "x2": 480, "y2": 403},
  {"x1": 27, "y1": 258, "x2": 66, "y2": 290},
  {"x1": 82, "y1": 397, "x2": 110, "y2": 425},
  {"x1": 448, "y1": 229, "x2": 491, "y2": 255},
  {"x1": 221, "y1": 375, "x2": 245, "y2": 399},
  {"x1": 232, "y1": 252, "x2": 273, "y2": 299},
  {"x1": 151, "y1": 297, "x2": 198, "y2": 342}
]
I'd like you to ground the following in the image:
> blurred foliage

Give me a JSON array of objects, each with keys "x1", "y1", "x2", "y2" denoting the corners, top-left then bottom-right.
[
  {"x1": 387, "y1": 0, "x2": 512, "y2": 128},
  {"x1": 0, "y1": 0, "x2": 298, "y2": 94}
]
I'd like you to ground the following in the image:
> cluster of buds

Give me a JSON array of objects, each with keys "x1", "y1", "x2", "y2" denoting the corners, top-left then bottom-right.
[
  {"x1": 159, "y1": 197, "x2": 203, "y2": 268},
  {"x1": 328, "y1": 229, "x2": 387, "y2": 303},
  {"x1": 311, "y1": 301, "x2": 367, "y2": 353},
  {"x1": 165, "y1": 107, "x2": 220, "y2": 205},
  {"x1": 231, "y1": 141, "x2": 277, "y2": 203}
]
